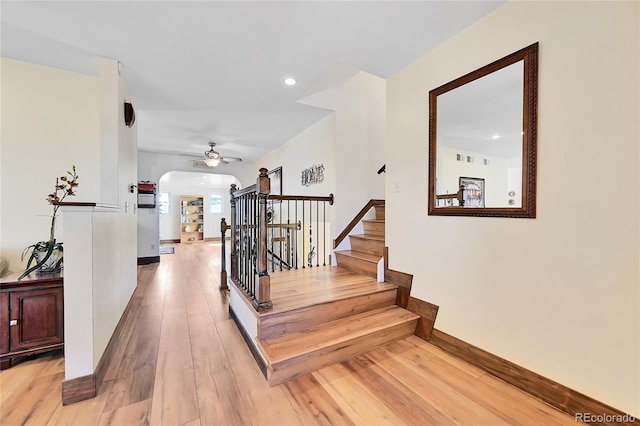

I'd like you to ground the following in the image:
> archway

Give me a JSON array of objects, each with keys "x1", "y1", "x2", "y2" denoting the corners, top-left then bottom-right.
[{"x1": 158, "y1": 171, "x2": 239, "y2": 244}]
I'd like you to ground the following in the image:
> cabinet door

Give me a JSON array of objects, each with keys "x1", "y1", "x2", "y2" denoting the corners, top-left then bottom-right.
[
  {"x1": 9, "y1": 287, "x2": 63, "y2": 352},
  {"x1": 0, "y1": 293, "x2": 8, "y2": 354}
]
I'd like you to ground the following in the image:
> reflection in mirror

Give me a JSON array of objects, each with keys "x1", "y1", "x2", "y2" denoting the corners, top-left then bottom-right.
[{"x1": 428, "y1": 43, "x2": 538, "y2": 218}]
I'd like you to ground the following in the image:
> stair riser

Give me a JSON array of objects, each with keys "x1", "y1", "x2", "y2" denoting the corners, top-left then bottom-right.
[
  {"x1": 363, "y1": 221, "x2": 385, "y2": 237},
  {"x1": 335, "y1": 252, "x2": 378, "y2": 278},
  {"x1": 349, "y1": 236, "x2": 385, "y2": 256},
  {"x1": 267, "y1": 318, "x2": 418, "y2": 386},
  {"x1": 259, "y1": 289, "x2": 398, "y2": 339},
  {"x1": 374, "y1": 205, "x2": 385, "y2": 221}
]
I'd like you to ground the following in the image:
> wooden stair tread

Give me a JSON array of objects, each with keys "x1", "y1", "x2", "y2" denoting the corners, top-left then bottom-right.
[
  {"x1": 264, "y1": 266, "x2": 396, "y2": 315},
  {"x1": 349, "y1": 234, "x2": 385, "y2": 242},
  {"x1": 334, "y1": 250, "x2": 381, "y2": 263},
  {"x1": 260, "y1": 305, "x2": 418, "y2": 364},
  {"x1": 362, "y1": 219, "x2": 385, "y2": 224}
]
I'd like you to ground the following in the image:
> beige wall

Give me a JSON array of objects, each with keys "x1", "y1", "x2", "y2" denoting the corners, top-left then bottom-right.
[
  {"x1": 0, "y1": 57, "x2": 100, "y2": 272},
  {"x1": 386, "y1": 1, "x2": 639, "y2": 416},
  {"x1": 257, "y1": 114, "x2": 336, "y2": 197},
  {"x1": 0, "y1": 57, "x2": 139, "y2": 380}
]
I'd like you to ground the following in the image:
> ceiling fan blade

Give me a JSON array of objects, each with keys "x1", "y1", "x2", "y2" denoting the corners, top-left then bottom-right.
[
  {"x1": 220, "y1": 156, "x2": 242, "y2": 163},
  {"x1": 180, "y1": 153, "x2": 202, "y2": 158}
]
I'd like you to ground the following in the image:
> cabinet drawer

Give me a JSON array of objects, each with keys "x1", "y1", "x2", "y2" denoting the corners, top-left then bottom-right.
[{"x1": 9, "y1": 287, "x2": 63, "y2": 352}]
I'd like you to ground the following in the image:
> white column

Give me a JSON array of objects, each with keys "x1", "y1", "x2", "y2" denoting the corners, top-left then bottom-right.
[{"x1": 60, "y1": 204, "x2": 119, "y2": 380}]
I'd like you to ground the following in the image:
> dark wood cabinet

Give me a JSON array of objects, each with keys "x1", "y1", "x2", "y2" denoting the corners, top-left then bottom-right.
[{"x1": 0, "y1": 273, "x2": 64, "y2": 370}]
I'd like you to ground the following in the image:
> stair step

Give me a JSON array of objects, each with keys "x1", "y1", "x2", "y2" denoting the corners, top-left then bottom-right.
[
  {"x1": 374, "y1": 204, "x2": 385, "y2": 221},
  {"x1": 349, "y1": 234, "x2": 385, "y2": 256},
  {"x1": 334, "y1": 250, "x2": 381, "y2": 278},
  {"x1": 363, "y1": 219, "x2": 385, "y2": 237},
  {"x1": 259, "y1": 305, "x2": 419, "y2": 386},
  {"x1": 259, "y1": 284, "x2": 398, "y2": 339}
]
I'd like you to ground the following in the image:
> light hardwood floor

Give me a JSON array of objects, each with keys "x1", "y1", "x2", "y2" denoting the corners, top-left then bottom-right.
[{"x1": 0, "y1": 242, "x2": 574, "y2": 425}]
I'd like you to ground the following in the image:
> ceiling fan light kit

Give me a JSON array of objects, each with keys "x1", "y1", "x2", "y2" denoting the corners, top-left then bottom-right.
[
  {"x1": 181, "y1": 142, "x2": 242, "y2": 167},
  {"x1": 204, "y1": 157, "x2": 220, "y2": 167}
]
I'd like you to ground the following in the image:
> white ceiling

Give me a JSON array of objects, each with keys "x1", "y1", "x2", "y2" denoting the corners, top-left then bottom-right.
[{"x1": 1, "y1": 1, "x2": 505, "y2": 163}]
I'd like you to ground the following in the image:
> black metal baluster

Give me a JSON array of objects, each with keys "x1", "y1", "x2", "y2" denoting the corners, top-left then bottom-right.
[
  {"x1": 302, "y1": 200, "x2": 306, "y2": 268},
  {"x1": 296, "y1": 203, "x2": 299, "y2": 269},
  {"x1": 270, "y1": 199, "x2": 274, "y2": 273},
  {"x1": 252, "y1": 193, "x2": 256, "y2": 299},
  {"x1": 279, "y1": 200, "x2": 283, "y2": 271},
  {"x1": 323, "y1": 200, "x2": 326, "y2": 266},
  {"x1": 286, "y1": 200, "x2": 291, "y2": 268}
]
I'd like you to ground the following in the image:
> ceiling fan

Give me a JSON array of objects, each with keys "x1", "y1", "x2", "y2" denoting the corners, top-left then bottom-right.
[{"x1": 183, "y1": 142, "x2": 242, "y2": 167}]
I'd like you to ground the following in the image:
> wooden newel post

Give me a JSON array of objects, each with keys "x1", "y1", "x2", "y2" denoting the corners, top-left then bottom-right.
[
  {"x1": 254, "y1": 168, "x2": 273, "y2": 312},
  {"x1": 219, "y1": 218, "x2": 229, "y2": 290},
  {"x1": 229, "y1": 184, "x2": 238, "y2": 282}
]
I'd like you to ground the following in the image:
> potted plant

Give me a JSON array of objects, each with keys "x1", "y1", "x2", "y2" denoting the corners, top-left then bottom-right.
[{"x1": 18, "y1": 166, "x2": 79, "y2": 280}]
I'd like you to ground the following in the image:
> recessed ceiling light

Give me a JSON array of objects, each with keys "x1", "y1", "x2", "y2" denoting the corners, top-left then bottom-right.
[
  {"x1": 491, "y1": 134, "x2": 500, "y2": 140},
  {"x1": 282, "y1": 76, "x2": 298, "y2": 86}
]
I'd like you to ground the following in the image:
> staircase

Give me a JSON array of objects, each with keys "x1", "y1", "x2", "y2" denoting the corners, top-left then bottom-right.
[
  {"x1": 256, "y1": 204, "x2": 419, "y2": 386},
  {"x1": 334, "y1": 204, "x2": 385, "y2": 278}
]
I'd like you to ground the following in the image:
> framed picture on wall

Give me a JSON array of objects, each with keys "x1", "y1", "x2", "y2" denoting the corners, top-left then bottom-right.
[
  {"x1": 459, "y1": 176, "x2": 485, "y2": 208},
  {"x1": 268, "y1": 166, "x2": 283, "y2": 196}
]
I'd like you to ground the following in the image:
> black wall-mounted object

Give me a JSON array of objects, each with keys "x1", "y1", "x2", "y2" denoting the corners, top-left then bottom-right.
[
  {"x1": 124, "y1": 102, "x2": 136, "y2": 127},
  {"x1": 138, "y1": 181, "x2": 156, "y2": 208},
  {"x1": 377, "y1": 164, "x2": 386, "y2": 174}
]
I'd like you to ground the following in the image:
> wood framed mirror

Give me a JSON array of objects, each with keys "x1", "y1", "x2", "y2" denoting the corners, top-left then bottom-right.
[{"x1": 428, "y1": 43, "x2": 538, "y2": 218}]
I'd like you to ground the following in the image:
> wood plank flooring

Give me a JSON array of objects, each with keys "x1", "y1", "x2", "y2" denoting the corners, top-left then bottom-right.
[{"x1": 0, "y1": 242, "x2": 574, "y2": 425}]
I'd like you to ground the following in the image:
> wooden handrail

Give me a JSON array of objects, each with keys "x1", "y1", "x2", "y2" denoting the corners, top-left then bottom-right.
[
  {"x1": 231, "y1": 187, "x2": 334, "y2": 205},
  {"x1": 231, "y1": 184, "x2": 257, "y2": 198},
  {"x1": 334, "y1": 199, "x2": 385, "y2": 249},
  {"x1": 269, "y1": 194, "x2": 334, "y2": 204}
]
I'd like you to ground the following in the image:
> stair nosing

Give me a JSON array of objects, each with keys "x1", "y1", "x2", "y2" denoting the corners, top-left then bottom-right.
[
  {"x1": 349, "y1": 234, "x2": 385, "y2": 242},
  {"x1": 335, "y1": 250, "x2": 382, "y2": 263}
]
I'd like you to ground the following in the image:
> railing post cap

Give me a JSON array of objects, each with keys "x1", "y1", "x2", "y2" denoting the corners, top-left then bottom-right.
[{"x1": 259, "y1": 167, "x2": 268, "y2": 176}]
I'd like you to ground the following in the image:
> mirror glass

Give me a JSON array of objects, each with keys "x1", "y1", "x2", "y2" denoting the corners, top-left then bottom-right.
[{"x1": 428, "y1": 43, "x2": 538, "y2": 218}]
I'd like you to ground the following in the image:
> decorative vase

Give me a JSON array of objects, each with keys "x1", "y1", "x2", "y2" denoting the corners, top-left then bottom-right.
[
  {"x1": 19, "y1": 240, "x2": 64, "y2": 280},
  {"x1": 0, "y1": 256, "x2": 8, "y2": 278},
  {"x1": 32, "y1": 241, "x2": 63, "y2": 274}
]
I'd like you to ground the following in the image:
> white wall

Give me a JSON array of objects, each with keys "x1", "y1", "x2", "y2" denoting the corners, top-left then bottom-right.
[
  {"x1": 0, "y1": 57, "x2": 100, "y2": 273},
  {"x1": 60, "y1": 57, "x2": 139, "y2": 379},
  {"x1": 256, "y1": 114, "x2": 336, "y2": 197},
  {"x1": 386, "y1": 1, "x2": 639, "y2": 416},
  {"x1": 294, "y1": 71, "x2": 386, "y2": 237},
  {"x1": 91, "y1": 58, "x2": 138, "y2": 368},
  {"x1": 437, "y1": 145, "x2": 515, "y2": 207}
]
